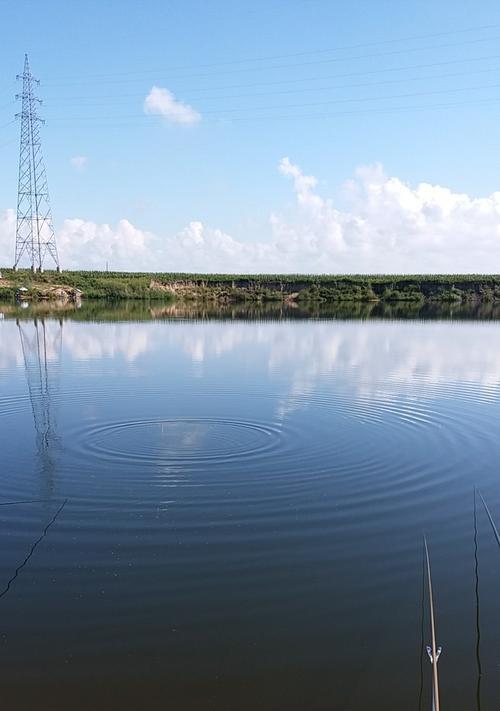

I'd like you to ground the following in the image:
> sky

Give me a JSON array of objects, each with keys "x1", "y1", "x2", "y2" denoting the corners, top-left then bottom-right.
[{"x1": 1, "y1": 0, "x2": 500, "y2": 272}]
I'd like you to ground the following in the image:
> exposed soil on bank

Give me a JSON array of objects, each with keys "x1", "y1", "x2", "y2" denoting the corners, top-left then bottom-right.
[{"x1": 2, "y1": 269, "x2": 500, "y2": 303}]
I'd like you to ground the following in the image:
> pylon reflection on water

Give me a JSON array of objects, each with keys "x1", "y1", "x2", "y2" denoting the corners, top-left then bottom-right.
[{"x1": 17, "y1": 318, "x2": 62, "y2": 485}]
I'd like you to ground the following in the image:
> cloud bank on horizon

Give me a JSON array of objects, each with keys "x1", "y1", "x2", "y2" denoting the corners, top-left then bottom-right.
[{"x1": 1, "y1": 159, "x2": 500, "y2": 273}]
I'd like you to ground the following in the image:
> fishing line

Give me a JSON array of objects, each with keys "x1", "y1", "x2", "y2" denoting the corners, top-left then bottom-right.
[
  {"x1": 477, "y1": 489, "x2": 500, "y2": 548},
  {"x1": 0, "y1": 499, "x2": 57, "y2": 506},
  {"x1": 473, "y1": 488, "x2": 483, "y2": 711},
  {"x1": 0, "y1": 498, "x2": 68, "y2": 601}
]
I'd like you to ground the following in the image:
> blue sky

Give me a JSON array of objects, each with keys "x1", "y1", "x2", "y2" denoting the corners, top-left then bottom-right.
[{"x1": 1, "y1": 0, "x2": 500, "y2": 272}]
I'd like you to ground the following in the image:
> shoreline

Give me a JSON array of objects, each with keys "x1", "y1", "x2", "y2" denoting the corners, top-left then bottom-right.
[{"x1": 2, "y1": 269, "x2": 500, "y2": 303}]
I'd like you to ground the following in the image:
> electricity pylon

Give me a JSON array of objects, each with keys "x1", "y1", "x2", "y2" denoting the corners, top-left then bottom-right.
[{"x1": 14, "y1": 54, "x2": 60, "y2": 272}]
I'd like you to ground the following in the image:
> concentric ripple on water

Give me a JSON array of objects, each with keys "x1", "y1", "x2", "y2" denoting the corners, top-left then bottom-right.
[
  {"x1": 76, "y1": 417, "x2": 284, "y2": 467},
  {"x1": 4, "y1": 312, "x2": 500, "y2": 711}
]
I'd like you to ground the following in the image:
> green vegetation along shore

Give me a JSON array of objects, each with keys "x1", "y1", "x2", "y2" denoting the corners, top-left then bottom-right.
[{"x1": 2, "y1": 268, "x2": 500, "y2": 303}]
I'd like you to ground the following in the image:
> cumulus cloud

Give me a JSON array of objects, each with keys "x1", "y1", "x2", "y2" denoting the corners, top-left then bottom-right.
[
  {"x1": 70, "y1": 155, "x2": 88, "y2": 171},
  {"x1": 2, "y1": 159, "x2": 500, "y2": 271},
  {"x1": 144, "y1": 86, "x2": 201, "y2": 125},
  {"x1": 56, "y1": 217, "x2": 160, "y2": 271}
]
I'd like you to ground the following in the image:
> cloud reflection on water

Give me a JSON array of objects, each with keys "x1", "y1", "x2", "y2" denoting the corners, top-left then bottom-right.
[{"x1": 1, "y1": 318, "x2": 500, "y2": 423}]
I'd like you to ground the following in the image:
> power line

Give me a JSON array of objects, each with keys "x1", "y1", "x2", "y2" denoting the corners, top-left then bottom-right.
[
  {"x1": 36, "y1": 65, "x2": 500, "y2": 108},
  {"x1": 38, "y1": 81, "x2": 500, "y2": 122},
  {"x1": 27, "y1": 94, "x2": 500, "y2": 129},
  {"x1": 44, "y1": 34, "x2": 500, "y2": 86},
  {"x1": 39, "y1": 21, "x2": 500, "y2": 80},
  {"x1": 41, "y1": 52, "x2": 500, "y2": 100},
  {"x1": 200, "y1": 81, "x2": 500, "y2": 114},
  {"x1": 228, "y1": 94, "x2": 500, "y2": 122}
]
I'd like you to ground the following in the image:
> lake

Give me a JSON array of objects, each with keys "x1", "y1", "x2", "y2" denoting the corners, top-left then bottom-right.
[{"x1": 1, "y1": 300, "x2": 500, "y2": 709}]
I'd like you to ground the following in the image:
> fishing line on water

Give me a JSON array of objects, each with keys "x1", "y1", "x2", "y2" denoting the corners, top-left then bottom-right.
[
  {"x1": 473, "y1": 488, "x2": 482, "y2": 711},
  {"x1": 0, "y1": 499, "x2": 59, "y2": 506},
  {"x1": 0, "y1": 498, "x2": 68, "y2": 601},
  {"x1": 478, "y1": 489, "x2": 500, "y2": 548}
]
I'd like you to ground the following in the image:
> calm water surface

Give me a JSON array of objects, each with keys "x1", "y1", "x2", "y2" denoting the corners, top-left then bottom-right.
[{"x1": 1, "y1": 301, "x2": 500, "y2": 709}]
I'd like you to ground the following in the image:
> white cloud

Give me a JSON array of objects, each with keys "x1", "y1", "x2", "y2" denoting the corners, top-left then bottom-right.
[
  {"x1": 2, "y1": 159, "x2": 500, "y2": 271},
  {"x1": 56, "y1": 217, "x2": 159, "y2": 271},
  {"x1": 70, "y1": 155, "x2": 88, "y2": 171},
  {"x1": 144, "y1": 86, "x2": 201, "y2": 125}
]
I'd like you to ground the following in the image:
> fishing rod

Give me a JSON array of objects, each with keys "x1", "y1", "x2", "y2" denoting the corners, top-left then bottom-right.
[{"x1": 424, "y1": 536, "x2": 442, "y2": 711}]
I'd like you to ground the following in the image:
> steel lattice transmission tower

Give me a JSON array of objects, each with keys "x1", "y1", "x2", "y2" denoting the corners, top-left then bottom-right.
[{"x1": 14, "y1": 54, "x2": 60, "y2": 272}]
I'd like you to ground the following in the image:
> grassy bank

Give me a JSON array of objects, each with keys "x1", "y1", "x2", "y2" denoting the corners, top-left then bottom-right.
[
  {"x1": 2, "y1": 269, "x2": 500, "y2": 302},
  {"x1": 0, "y1": 269, "x2": 162, "y2": 300}
]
